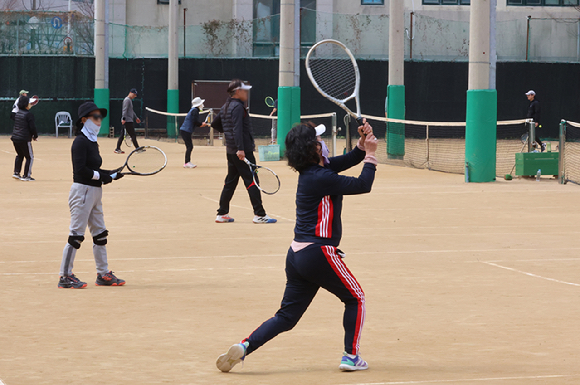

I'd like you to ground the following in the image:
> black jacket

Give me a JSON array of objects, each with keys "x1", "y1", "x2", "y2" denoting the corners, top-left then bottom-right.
[
  {"x1": 527, "y1": 99, "x2": 541, "y2": 125},
  {"x1": 220, "y1": 97, "x2": 255, "y2": 154},
  {"x1": 71, "y1": 133, "x2": 114, "y2": 187},
  {"x1": 11, "y1": 110, "x2": 38, "y2": 142}
]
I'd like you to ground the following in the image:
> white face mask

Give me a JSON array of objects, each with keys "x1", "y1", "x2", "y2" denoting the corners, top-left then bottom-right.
[{"x1": 81, "y1": 118, "x2": 101, "y2": 142}]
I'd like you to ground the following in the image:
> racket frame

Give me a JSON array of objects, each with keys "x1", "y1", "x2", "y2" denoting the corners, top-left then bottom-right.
[
  {"x1": 118, "y1": 146, "x2": 167, "y2": 176},
  {"x1": 244, "y1": 158, "x2": 280, "y2": 195},
  {"x1": 30, "y1": 95, "x2": 40, "y2": 106},
  {"x1": 265, "y1": 96, "x2": 275, "y2": 108},
  {"x1": 305, "y1": 39, "x2": 362, "y2": 124}
]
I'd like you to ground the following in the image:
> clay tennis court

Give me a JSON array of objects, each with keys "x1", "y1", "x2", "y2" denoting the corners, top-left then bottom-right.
[{"x1": 1, "y1": 137, "x2": 579, "y2": 385}]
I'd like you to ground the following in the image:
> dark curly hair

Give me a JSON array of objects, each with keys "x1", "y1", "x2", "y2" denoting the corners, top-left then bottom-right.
[
  {"x1": 285, "y1": 123, "x2": 321, "y2": 173},
  {"x1": 17, "y1": 95, "x2": 30, "y2": 110}
]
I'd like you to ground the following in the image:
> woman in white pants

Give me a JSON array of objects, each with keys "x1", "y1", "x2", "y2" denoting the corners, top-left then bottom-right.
[{"x1": 58, "y1": 102, "x2": 125, "y2": 289}]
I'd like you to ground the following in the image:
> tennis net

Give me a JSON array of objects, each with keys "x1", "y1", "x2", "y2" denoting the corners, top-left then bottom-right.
[
  {"x1": 358, "y1": 115, "x2": 530, "y2": 177},
  {"x1": 249, "y1": 112, "x2": 337, "y2": 151},
  {"x1": 561, "y1": 120, "x2": 580, "y2": 185}
]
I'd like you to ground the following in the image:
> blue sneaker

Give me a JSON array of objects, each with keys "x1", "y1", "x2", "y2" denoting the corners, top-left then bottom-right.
[
  {"x1": 216, "y1": 342, "x2": 248, "y2": 372},
  {"x1": 253, "y1": 215, "x2": 277, "y2": 224},
  {"x1": 339, "y1": 352, "x2": 368, "y2": 371}
]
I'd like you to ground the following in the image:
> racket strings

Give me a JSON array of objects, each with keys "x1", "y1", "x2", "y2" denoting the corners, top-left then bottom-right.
[
  {"x1": 254, "y1": 168, "x2": 280, "y2": 195},
  {"x1": 126, "y1": 147, "x2": 167, "y2": 175},
  {"x1": 309, "y1": 48, "x2": 356, "y2": 101}
]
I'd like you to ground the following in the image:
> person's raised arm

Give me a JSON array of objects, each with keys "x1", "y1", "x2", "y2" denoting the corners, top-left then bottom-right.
[
  {"x1": 327, "y1": 120, "x2": 373, "y2": 173},
  {"x1": 320, "y1": 133, "x2": 378, "y2": 196}
]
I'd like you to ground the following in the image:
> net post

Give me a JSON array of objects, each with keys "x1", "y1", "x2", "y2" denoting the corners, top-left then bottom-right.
[
  {"x1": 331, "y1": 113, "x2": 337, "y2": 157},
  {"x1": 209, "y1": 109, "x2": 214, "y2": 146},
  {"x1": 528, "y1": 120, "x2": 535, "y2": 152},
  {"x1": 145, "y1": 109, "x2": 149, "y2": 138},
  {"x1": 559, "y1": 119, "x2": 566, "y2": 184},
  {"x1": 426, "y1": 124, "x2": 430, "y2": 169}
]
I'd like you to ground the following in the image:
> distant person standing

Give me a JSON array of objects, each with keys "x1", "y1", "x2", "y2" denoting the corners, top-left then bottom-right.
[
  {"x1": 526, "y1": 90, "x2": 545, "y2": 152},
  {"x1": 10, "y1": 90, "x2": 28, "y2": 120},
  {"x1": 269, "y1": 98, "x2": 278, "y2": 144},
  {"x1": 11, "y1": 95, "x2": 38, "y2": 181},
  {"x1": 115, "y1": 88, "x2": 141, "y2": 154},
  {"x1": 180, "y1": 97, "x2": 209, "y2": 168},
  {"x1": 215, "y1": 79, "x2": 276, "y2": 224}
]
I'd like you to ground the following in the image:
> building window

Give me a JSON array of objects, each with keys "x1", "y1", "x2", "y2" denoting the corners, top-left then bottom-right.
[
  {"x1": 362, "y1": 0, "x2": 385, "y2": 4},
  {"x1": 157, "y1": 0, "x2": 182, "y2": 4},
  {"x1": 507, "y1": 0, "x2": 578, "y2": 5},
  {"x1": 422, "y1": 0, "x2": 470, "y2": 4},
  {"x1": 253, "y1": 0, "x2": 317, "y2": 57}
]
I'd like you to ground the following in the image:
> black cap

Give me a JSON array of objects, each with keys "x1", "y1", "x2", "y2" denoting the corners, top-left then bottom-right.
[
  {"x1": 130, "y1": 88, "x2": 138, "y2": 95},
  {"x1": 76, "y1": 101, "x2": 108, "y2": 128}
]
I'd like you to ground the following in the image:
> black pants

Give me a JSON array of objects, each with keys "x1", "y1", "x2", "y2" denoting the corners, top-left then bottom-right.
[
  {"x1": 180, "y1": 130, "x2": 193, "y2": 163},
  {"x1": 217, "y1": 152, "x2": 266, "y2": 217},
  {"x1": 244, "y1": 245, "x2": 366, "y2": 356},
  {"x1": 534, "y1": 126, "x2": 543, "y2": 147},
  {"x1": 116, "y1": 122, "x2": 139, "y2": 150},
  {"x1": 13, "y1": 141, "x2": 33, "y2": 178}
]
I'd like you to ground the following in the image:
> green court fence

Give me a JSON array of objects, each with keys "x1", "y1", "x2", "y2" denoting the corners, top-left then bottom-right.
[{"x1": 3, "y1": 9, "x2": 580, "y2": 62}]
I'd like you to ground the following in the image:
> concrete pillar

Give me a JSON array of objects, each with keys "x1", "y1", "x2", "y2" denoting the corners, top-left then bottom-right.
[
  {"x1": 94, "y1": 0, "x2": 110, "y2": 135},
  {"x1": 277, "y1": 0, "x2": 301, "y2": 156},
  {"x1": 465, "y1": 0, "x2": 498, "y2": 183},
  {"x1": 386, "y1": 0, "x2": 405, "y2": 159},
  {"x1": 167, "y1": 0, "x2": 179, "y2": 137}
]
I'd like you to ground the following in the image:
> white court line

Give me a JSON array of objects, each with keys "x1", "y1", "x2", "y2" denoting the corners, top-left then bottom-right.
[
  {"x1": 1, "y1": 149, "x2": 42, "y2": 161},
  {"x1": 484, "y1": 258, "x2": 580, "y2": 263},
  {"x1": 4, "y1": 247, "x2": 580, "y2": 265},
  {"x1": 343, "y1": 374, "x2": 577, "y2": 385},
  {"x1": 3, "y1": 232, "x2": 580, "y2": 246},
  {"x1": 482, "y1": 262, "x2": 580, "y2": 287},
  {"x1": 0, "y1": 266, "x2": 277, "y2": 276},
  {"x1": 200, "y1": 195, "x2": 295, "y2": 222}
]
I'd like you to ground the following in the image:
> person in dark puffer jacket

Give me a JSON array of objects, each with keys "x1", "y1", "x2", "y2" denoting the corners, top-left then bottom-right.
[
  {"x1": 11, "y1": 95, "x2": 38, "y2": 181},
  {"x1": 215, "y1": 79, "x2": 276, "y2": 224}
]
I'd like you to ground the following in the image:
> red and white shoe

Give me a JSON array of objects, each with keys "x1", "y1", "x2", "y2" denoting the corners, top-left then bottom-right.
[{"x1": 215, "y1": 215, "x2": 235, "y2": 223}]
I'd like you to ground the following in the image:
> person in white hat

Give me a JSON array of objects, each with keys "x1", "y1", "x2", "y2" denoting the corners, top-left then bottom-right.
[
  {"x1": 180, "y1": 97, "x2": 209, "y2": 168},
  {"x1": 525, "y1": 90, "x2": 545, "y2": 152},
  {"x1": 10, "y1": 89, "x2": 29, "y2": 121}
]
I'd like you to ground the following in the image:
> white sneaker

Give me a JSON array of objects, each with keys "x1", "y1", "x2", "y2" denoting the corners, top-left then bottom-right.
[
  {"x1": 216, "y1": 342, "x2": 248, "y2": 372},
  {"x1": 184, "y1": 162, "x2": 197, "y2": 168},
  {"x1": 253, "y1": 214, "x2": 277, "y2": 224},
  {"x1": 215, "y1": 215, "x2": 235, "y2": 223}
]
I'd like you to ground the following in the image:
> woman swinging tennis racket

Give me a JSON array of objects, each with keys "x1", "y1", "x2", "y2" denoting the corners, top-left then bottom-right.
[
  {"x1": 216, "y1": 119, "x2": 378, "y2": 372},
  {"x1": 58, "y1": 102, "x2": 125, "y2": 289}
]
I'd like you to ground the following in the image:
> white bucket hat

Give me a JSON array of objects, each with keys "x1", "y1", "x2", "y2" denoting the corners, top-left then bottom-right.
[
  {"x1": 315, "y1": 124, "x2": 326, "y2": 136},
  {"x1": 191, "y1": 97, "x2": 205, "y2": 108}
]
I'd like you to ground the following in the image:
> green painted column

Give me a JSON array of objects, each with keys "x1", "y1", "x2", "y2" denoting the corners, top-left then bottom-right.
[
  {"x1": 277, "y1": 86, "x2": 301, "y2": 156},
  {"x1": 465, "y1": 89, "x2": 497, "y2": 182},
  {"x1": 94, "y1": 88, "x2": 110, "y2": 136},
  {"x1": 167, "y1": 89, "x2": 179, "y2": 138},
  {"x1": 387, "y1": 84, "x2": 405, "y2": 159}
]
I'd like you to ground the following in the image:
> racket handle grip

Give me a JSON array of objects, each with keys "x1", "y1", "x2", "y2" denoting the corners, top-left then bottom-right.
[{"x1": 356, "y1": 117, "x2": 364, "y2": 126}]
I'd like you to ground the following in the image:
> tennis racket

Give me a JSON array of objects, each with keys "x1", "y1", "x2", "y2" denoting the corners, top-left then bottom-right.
[
  {"x1": 116, "y1": 146, "x2": 167, "y2": 176},
  {"x1": 265, "y1": 96, "x2": 276, "y2": 108},
  {"x1": 30, "y1": 95, "x2": 39, "y2": 107},
  {"x1": 306, "y1": 39, "x2": 363, "y2": 126},
  {"x1": 124, "y1": 131, "x2": 133, "y2": 148},
  {"x1": 244, "y1": 158, "x2": 280, "y2": 195}
]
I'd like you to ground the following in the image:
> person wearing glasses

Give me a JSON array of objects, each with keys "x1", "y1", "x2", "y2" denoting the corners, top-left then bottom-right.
[{"x1": 58, "y1": 102, "x2": 125, "y2": 289}]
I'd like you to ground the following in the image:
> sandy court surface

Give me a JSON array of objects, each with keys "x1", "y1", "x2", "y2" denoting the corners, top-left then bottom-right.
[{"x1": 0, "y1": 136, "x2": 579, "y2": 385}]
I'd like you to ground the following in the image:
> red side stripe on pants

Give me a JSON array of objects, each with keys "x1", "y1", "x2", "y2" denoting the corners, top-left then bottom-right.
[{"x1": 321, "y1": 245, "x2": 365, "y2": 355}]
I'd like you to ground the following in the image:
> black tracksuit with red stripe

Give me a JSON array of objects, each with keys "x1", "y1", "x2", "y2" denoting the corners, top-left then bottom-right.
[{"x1": 244, "y1": 146, "x2": 375, "y2": 356}]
